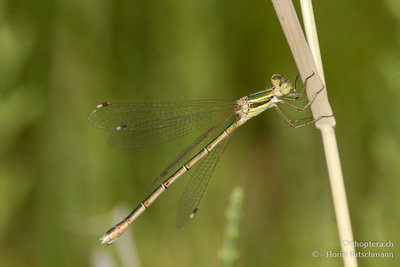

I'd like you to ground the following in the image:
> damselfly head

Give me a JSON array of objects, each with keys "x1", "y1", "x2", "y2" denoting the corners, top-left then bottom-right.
[{"x1": 271, "y1": 74, "x2": 293, "y2": 96}]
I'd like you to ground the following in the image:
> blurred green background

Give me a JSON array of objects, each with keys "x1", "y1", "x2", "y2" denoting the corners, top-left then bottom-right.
[{"x1": 0, "y1": 0, "x2": 399, "y2": 266}]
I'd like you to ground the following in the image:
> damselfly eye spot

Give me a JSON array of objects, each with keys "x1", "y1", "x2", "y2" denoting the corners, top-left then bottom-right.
[
  {"x1": 271, "y1": 74, "x2": 282, "y2": 86},
  {"x1": 116, "y1": 124, "x2": 128, "y2": 131}
]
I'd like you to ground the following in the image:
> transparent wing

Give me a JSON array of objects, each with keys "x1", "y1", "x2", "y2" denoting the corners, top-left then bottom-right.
[
  {"x1": 148, "y1": 111, "x2": 235, "y2": 190},
  {"x1": 88, "y1": 100, "x2": 236, "y2": 148},
  {"x1": 175, "y1": 128, "x2": 233, "y2": 228}
]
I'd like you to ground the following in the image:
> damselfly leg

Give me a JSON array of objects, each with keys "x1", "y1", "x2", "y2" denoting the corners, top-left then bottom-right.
[{"x1": 274, "y1": 73, "x2": 330, "y2": 128}]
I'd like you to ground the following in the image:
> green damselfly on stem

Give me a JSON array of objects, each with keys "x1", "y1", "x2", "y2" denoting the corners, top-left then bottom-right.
[{"x1": 88, "y1": 73, "x2": 328, "y2": 245}]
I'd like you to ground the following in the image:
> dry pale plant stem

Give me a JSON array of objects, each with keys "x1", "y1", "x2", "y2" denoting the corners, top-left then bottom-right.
[{"x1": 271, "y1": 1, "x2": 357, "y2": 266}]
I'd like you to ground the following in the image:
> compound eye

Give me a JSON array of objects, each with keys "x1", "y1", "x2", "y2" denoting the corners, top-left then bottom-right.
[
  {"x1": 280, "y1": 81, "x2": 293, "y2": 95},
  {"x1": 271, "y1": 74, "x2": 282, "y2": 86}
]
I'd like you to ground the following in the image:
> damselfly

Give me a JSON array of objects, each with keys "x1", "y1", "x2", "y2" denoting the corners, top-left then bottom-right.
[{"x1": 88, "y1": 73, "x2": 327, "y2": 245}]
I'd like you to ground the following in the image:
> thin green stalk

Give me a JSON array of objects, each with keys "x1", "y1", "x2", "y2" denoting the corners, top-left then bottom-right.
[{"x1": 219, "y1": 186, "x2": 244, "y2": 267}]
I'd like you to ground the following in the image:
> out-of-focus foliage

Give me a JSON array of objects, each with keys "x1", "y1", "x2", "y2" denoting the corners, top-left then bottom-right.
[
  {"x1": 219, "y1": 186, "x2": 244, "y2": 267},
  {"x1": 0, "y1": 0, "x2": 398, "y2": 266}
]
